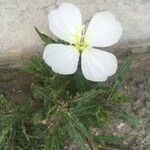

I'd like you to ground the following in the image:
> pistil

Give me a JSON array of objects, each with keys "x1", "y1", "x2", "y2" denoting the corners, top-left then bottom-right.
[{"x1": 74, "y1": 25, "x2": 90, "y2": 52}]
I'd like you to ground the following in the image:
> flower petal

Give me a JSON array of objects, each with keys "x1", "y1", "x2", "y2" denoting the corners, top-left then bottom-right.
[
  {"x1": 43, "y1": 44, "x2": 80, "y2": 75},
  {"x1": 85, "y1": 11, "x2": 123, "y2": 47},
  {"x1": 81, "y1": 48, "x2": 117, "y2": 82},
  {"x1": 49, "y1": 3, "x2": 82, "y2": 43}
]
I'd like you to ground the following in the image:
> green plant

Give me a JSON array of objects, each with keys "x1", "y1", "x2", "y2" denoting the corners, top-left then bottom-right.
[{"x1": 0, "y1": 28, "x2": 140, "y2": 150}]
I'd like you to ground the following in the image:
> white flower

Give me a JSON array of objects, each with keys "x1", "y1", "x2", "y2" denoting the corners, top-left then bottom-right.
[{"x1": 43, "y1": 3, "x2": 123, "y2": 82}]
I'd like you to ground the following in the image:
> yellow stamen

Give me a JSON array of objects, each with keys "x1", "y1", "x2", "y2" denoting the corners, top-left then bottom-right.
[{"x1": 73, "y1": 25, "x2": 90, "y2": 52}]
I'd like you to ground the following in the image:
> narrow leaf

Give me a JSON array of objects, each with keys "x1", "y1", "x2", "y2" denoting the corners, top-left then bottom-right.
[
  {"x1": 35, "y1": 27, "x2": 56, "y2": 45},
  {"x1": 44, "y1": 134, "x2": 60, "y2": 150},
  {"x1": 108, "y1": 55, "x2": 134, "y2": 99},
  {"x1": 67, "y1": 122, "x2": 87, "y2": 150},
  {"x1": 94, "y1": 135, "x2": 128, "y2": 144},
  {"x1": 72, "y1": 89, "x2": 104, "y2": 103},
  {"x1": 116, "y1": 110, "x2": 140, "y2": 128},
  {"x1": 116, "y1": 55, "x2": 134, "y2": 81}
]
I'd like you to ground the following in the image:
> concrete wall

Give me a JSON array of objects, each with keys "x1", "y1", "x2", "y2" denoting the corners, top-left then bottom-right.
[{"x1": 0, "y1": 0, "x2": 150, "y2": 67}]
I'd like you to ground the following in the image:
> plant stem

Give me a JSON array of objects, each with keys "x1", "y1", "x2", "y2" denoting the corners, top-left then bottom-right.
[{"x1": 86, "y1": 137, "x2": 95, "y2": 150}]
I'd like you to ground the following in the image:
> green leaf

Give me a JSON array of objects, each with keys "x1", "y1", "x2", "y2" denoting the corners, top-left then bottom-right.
[
  {"x1": 72, "y1": 89, "x2": 104, "y2": 103},
  {"x1": 67, "y1": 122, "x2": 87, "y2": 150},
  {"x1": 35, "y1": 27, "x2": 56, "y2": 45},
  {"x1": 94, "y1": 135, "x2": 128, "y2": 144},
  {"x1": 73, "y1": 68, "x2": 95, "y2": 92},
  {"x1": 0, "y1": 92, "x2": 12, "y2": 110},
  {"x1": 66, "y1": 112, "x2": 95, "y2": 150},
  {"x1": 111, "y1": 90, "x2": 129, "y2": 104},
  {"x1": 115, "y1": 110, "x2": 140, "y2": 128},
  {"x1": 96, "y1": 107, "x2": 111, "y2": 127},
  {"x1": 108, "y1": 55, "x2": 134, "y2": 100},
  {"x1": 44, "y1": 133, "x2": 60, "y2": 150},
  {"x1": 117, "y1": 55, "x2": 134, "y2": 78}
]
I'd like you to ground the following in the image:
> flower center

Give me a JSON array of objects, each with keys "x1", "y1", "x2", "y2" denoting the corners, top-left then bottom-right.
[
  {"x1": 75, "y1": 38, "x2": 90, "y2": 52},
  {"x1": 73, "y1": 25, "x2": 90, "y2": 52}
]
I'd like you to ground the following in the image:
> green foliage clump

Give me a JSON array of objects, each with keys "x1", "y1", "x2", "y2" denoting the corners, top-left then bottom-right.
[{"x1": 0, "y1": 28, "x2": 140, "y2": 150}]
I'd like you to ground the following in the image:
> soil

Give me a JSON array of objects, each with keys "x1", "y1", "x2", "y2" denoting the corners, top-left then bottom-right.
[
  {"x1": 0, "y1": 69, "x2": 37, "y2": 104},
  {"x1": 103, "y1": 51, "x2": 150, "y2": 150},
  {"x1": 0, "y1": 51, "x2": 149, "y2": 150}
]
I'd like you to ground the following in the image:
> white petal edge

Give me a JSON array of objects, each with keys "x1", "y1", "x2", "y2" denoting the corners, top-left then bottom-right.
[
  {"x1": 81, "y1": 48, "x2": 118, "y2": 82},
  {"x1": 85, "y1": 11, "x2": 123, "y2": 47},
  {"x1": 43, "y1": 44, "x2": 80, "y2": 75},
  {"x1": 49, "y1": 3, "x2": 82, "y2": 43}
]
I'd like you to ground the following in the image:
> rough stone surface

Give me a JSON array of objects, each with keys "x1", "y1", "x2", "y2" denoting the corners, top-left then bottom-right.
[{"x1": 0, "y1": 0, "x2": 150, "y2": 66}]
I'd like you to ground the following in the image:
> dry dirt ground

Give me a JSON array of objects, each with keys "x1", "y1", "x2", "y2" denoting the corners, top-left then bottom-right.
[
  {"x1": 103, "y1": 51, "x2": 150, "y2": 150},
  {"x1": 0, "y1": 51, "x2": 149, "y2": 150}
]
